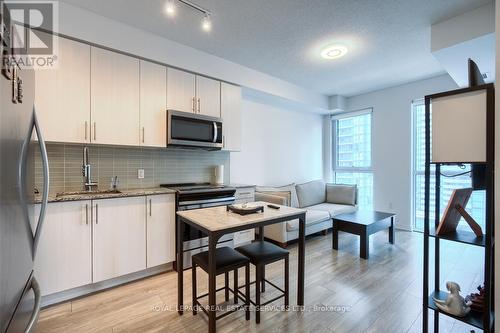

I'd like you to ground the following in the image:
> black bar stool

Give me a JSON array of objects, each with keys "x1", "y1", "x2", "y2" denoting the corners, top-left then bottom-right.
[
  {"x1": 235, "y1": 241, "x2": 289, "y2": 323},
  {"x1": 191, "y1": 246, "x2": 251, "y2": 322}
]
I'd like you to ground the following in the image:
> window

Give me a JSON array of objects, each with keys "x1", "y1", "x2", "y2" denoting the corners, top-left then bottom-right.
[
  {"x1": 332, "y1": 110, "x2": 373, "y2": 209},
  {"x1": 411, "y1": 99, "x2": 486, "y2": 231}
]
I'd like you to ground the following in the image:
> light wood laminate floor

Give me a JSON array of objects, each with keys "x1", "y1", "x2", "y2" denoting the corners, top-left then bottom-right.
[{"x1": 36, "y1": 230, "x2": 484, "y2": 333}]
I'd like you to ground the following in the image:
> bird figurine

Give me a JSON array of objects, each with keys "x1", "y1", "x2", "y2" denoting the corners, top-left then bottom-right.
[{"x1": 433, "y1": 281, "x2": 470, "y2": 317}]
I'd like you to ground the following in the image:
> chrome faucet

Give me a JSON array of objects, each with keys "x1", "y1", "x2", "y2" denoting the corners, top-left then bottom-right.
[{"x1": 82, "y1": 146, "x2": 98, "y2": 191}]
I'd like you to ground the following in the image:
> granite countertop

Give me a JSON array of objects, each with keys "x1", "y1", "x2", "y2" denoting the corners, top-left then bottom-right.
[
  {"x1": 35, "y1": 187, "x2": 176, "y2": 204},
  {"x1": 177, "y1": 201, "x2": 305, "y2": 232}
]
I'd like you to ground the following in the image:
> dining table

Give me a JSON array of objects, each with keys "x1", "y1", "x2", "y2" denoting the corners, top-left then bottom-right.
[{"x1": 176, "y1": 201, "x2": 307, "y2": 333}]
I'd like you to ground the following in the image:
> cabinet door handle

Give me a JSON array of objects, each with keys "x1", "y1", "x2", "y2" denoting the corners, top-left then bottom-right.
[
  {"x1": 142, "y1": 127, "x2": 145, "y2": 143},
  {"x1": 85, "y1": 204, "x2": 89, "y2": 225},
  {"x1": 192, "y1": 97, "x2": 196, "y2": 112},
  {"x1": 149, "y1": 199, "x2": 152, "y2": 217},
  {"x1": 85, "y1": 121, "x2": 88, "y2": 141},
  {"x1": 95, "y1": 204, "x2": 98, "y2": 224},
  {"x1": 93, "y1": 122, "x2": 96, "y2": 141},
  {"x1": 197, "y1": 98, "x2": 200, "y2": 114}
]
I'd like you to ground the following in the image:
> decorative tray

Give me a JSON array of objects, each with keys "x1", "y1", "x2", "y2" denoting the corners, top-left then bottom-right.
[{"x1": 227, "y1": 204, "x2": 264, "y2": 215}]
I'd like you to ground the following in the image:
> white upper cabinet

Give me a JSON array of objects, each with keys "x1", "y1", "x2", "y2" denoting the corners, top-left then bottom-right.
[
  {"x1": 35, "y1": 36, "x2": 234, "y2": 148},
  {"x1": 92, "y1": 197, "x2": 146, "y2": 283},
  {"x1": 34, "y1": 201, "x2": 92, "y2": 296},
  {"x1": 167, "y1": 68, "x2": 221, "y2": 117},
  {"x1": 91, "y1": 47, "x2": 140, "y2": 146},
  {"x1": 221, "y1": 83, "x2": 242, "y2": 151},
  {"x1": 35, "y1": 34, "x2": 91, "y2": 143},
  {"x1": 167, "y1": 67, "x2": 196, "y2": 113},
  {"x1": 195, "y1": 76, "x2": 221, "y2": 118},
  {"x1": 146, "y1": 194, "x2": 176, "y2": 268},
  {"x1": 140, "y1": 60, "x2": 167, "y2": 147}
]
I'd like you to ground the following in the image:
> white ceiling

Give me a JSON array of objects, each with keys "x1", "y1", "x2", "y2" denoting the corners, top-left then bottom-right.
[{"x1": 60, "y1": 0, "x2": 491, "y2": 97}]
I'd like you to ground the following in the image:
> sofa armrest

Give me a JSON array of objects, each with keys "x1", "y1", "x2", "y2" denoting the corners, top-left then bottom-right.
[
  {"x1": 254, "y1": 192, "x2": 290, "y2": 244},
  {"x1": 255, "y1": 192, "x2": 290, "y2": 206}
]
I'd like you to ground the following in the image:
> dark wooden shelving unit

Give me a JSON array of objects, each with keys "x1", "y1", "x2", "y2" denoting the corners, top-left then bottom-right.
[
  {"x1": 428, "y1": 291, "x2": 485, "y2": 330},
  {"x1": 428, "y1": 228, "x2": 486, "y2": 247},
  {"x1": 422, "y1": 83, "x2": 495, "y2": 333}
]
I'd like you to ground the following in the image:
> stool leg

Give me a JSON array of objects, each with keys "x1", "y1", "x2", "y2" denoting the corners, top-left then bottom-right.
[
  {"x1": 261, "y1": 267, "x2": 266, "y2": 292},
  {"x1": 284, "y1": 254, "x2": 289, "y2": 308},
  {"x1": 192, "y1": 264, "x2": 197, "y2": 315},
  {"x1": 233, "y1": 268, "x2": 238, "y2": 304},
  {"x1": 255, "y1": 265, "x2": 262, "y2": 324},
  {"x1": 245, "y1": 263, "x2": 250, "y2": 321},
  {"x1": 224, "y1": 271, "x2": 229, "y2": 302}
]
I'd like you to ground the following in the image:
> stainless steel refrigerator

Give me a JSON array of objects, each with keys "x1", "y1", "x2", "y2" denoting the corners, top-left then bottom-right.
[{"x1": 0, "y1": 2, "x2": 49, "y2": 332}]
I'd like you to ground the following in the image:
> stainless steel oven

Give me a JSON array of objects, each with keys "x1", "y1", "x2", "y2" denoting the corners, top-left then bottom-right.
[
  {"x1": 167, "y1": 110, "x2": 223, "y2": 150},
  {"x1": 161, "y1": 183, "x2": 236, "y2": 269}
]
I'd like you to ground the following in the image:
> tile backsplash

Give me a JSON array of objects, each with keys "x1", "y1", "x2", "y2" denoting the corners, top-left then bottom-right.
[{"x1": 35, "y1": 144, "x2": 230, "y2": 195}]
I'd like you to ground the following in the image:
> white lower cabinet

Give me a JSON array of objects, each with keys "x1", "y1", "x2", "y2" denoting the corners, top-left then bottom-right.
[
  {"x1": 34, "y1": 201, "x2": 92, "y2": 296},
  {"x1": 34, "y1": 195, "x2": 177, "y2": 296},
  {"x1": 146, "y1": 194, "x2": 176, "y2": 268},
  {"x1": 92, "y1": 197, "x2": 146, "y2": 282}
]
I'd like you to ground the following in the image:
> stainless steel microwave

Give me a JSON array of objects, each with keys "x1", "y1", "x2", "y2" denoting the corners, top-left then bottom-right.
[{"x1": 167, "y1": 110, "x2": 223, "y2": 150}]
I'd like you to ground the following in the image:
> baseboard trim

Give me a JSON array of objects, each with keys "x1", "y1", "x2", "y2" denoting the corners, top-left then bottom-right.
[{"x1": 40, "y1": 263, "x2": 172, "y2": 308}]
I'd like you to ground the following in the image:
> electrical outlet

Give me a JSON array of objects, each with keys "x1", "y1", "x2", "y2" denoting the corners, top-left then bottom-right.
[
  {"x1": 138, "y1": 169, "x2": 145, "y2": 179},
  {"x1": 388, "y1": 202, "x2": 393, "y2": 209}
]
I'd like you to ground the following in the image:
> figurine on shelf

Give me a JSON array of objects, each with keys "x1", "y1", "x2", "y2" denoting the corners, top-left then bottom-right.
[
  {"x1": 433, "y1": 281, "x2": 471, "y2": 317},
  {"x1": 465, "y1": 284, "x2": 485, "y2": 313}
]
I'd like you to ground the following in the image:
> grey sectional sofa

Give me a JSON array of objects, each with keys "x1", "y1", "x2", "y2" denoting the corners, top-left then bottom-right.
[{"x1": 255, "y1": 180, "x2": 358, "y2": 246}]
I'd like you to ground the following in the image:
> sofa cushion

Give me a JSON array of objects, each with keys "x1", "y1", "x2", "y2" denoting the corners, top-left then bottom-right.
[
  {"x1": 306, "y1": 203, "x2": 357, "y2": 218},
  {"x1": 326, "y1": 184, "x2": 357, "y2": 205},
  {"x1": 256, "y1": 183, "x2": 299, "y2": 208},
  {"x1": 286, "y1": 209, "x2": 330, "y2": 231},
  {"x1": 295, "y1": 180, "x2": 326, "y2": 208}
]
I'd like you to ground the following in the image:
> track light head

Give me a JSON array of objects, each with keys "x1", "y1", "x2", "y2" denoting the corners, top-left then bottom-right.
[
  {"x1": 165, "y1": 0, "x2": 176, "y2": 16},
  {"x1": 201, "y1": 13, "x2": 212, "y2": 32}
]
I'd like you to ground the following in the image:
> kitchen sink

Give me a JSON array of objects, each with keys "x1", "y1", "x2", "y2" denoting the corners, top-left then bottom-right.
[{"x1": 56, "y1": 189, "x2": 122, "y2": 198}]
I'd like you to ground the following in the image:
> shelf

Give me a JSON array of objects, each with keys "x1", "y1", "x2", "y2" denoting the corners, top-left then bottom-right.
[
  {"x1": 428, "y1": 228, "x2": 486, "y2": 247},
  {"x1": 428, "y1": 291, "x2": 485, "y2": 330}
]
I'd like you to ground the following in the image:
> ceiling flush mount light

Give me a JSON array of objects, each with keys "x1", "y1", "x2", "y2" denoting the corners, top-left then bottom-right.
[
  {"x1": 201, "y1": 13, "x2": 212, "y2": 32},
  {"x1": 321, "y1": 44, "x2": 348, "y2": 60},
  {"x1": 165, "y1": 0, "x2": 213, "y2": 33},
  {"x1": 165, "y1": 0, "x2": 176, "y2": 16}
]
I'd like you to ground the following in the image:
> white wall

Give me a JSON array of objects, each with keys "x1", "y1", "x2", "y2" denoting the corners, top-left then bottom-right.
[
  {"x1": 346, "y1": 74, "x2": 458, "y2": 230},
  {"x1": 230, "y1": 97, "x2": 324, "y2": 186},
  {"x1": 431, "y1": 2, "x2": 495, "y2": 52}
]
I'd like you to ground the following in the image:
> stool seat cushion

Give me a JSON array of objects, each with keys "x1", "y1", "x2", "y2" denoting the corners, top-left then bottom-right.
[
  {"x1": 236, "y1": 241, "x2": 289, "y2": 264},
  {"x1": 192, "y1": 247, "x2": 249, "y2": 274}
]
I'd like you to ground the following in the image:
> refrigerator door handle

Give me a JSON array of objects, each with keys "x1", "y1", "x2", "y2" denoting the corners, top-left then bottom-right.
[
  {"x1": 24, "y1": 276, "x2": 41, "y2": 333},
  {"x1": 18, "y1": 117, "x2": 33, "y2": 254},
  {"x1": 32, "y1": 108, "x2": 49, "y2": 256}
]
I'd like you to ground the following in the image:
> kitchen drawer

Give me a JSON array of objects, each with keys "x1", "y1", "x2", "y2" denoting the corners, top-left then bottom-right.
[
  {"x1": 235, "y1": 187, "x2": 255, "y2": 201},
  {"x1": 233, "y1": 229, "x2": 255, "y2": 246}
]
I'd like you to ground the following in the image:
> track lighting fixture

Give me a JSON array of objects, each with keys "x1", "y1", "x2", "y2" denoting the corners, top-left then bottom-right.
[{"x1": 164, "y1": 0, "x2": 213, "y2": 33}]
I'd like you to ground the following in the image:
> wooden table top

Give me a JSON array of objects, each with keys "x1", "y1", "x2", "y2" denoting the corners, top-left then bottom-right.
[
  {"x1": 177, "y1": 201, "x2": 306, "y2": 232},
  {"x1": 333, "y1": 210, "x2": 395, "y2": 225}
]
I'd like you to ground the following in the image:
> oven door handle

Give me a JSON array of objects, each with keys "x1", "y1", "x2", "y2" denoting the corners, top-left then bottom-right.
[{"x1": 178, "y1": 196, "x2": 235, "y2": 206}]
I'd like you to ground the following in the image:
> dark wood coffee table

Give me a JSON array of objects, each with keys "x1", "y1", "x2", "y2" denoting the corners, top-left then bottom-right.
[{"x1": 332, "y1": 211, "x2": 395, "y2": 259}]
